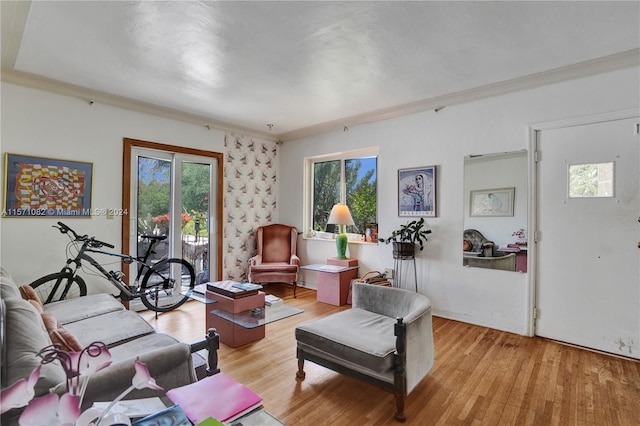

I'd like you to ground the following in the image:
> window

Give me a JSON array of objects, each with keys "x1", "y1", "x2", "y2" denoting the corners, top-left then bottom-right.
[
  {"x1": 306, "y1": 149, "x2": 377, "y2": 238},
  {"x1": 568, "y1": 162, "x2": 614, "y2": 198}
]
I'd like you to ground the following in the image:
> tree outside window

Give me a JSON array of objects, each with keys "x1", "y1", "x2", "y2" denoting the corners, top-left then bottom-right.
[{"x1": 311, "y1": 154, "x2": 377, "y2": 236}]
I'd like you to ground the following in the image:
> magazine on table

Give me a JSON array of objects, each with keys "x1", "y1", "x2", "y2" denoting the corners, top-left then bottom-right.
[{"x1": 166, "y1": 373, "x2": 263, "y2": 424}]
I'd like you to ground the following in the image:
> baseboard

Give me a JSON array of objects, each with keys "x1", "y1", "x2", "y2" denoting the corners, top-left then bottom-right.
[{"x1": 433, "y1": 309, "x2": 526, "y2": 336}]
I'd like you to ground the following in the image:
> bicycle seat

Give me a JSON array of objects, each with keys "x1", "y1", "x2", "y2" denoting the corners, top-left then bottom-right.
[{"x1": 140, "y1": 234, "x2": 168, "y2": 241}]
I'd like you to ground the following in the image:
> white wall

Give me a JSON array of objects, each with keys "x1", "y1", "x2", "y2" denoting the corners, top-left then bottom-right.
[
  {"x1": 279, "y1": 67, "x2": 639, "y2": 335},
  {"x1": 0, "y1": 83, "x2": 272, "y2": 291}
]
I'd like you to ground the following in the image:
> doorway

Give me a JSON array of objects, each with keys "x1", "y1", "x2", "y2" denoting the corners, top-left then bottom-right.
[
  {"x1": 534, "y1": 115, "x2": 639, "y2": 359},
  {"x1": 122, "y1": 138, "x2": 223, "y2": 301}
]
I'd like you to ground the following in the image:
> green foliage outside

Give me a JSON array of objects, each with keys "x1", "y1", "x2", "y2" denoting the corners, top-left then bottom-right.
[
  {"x1": 313, "y1": 160, "x2": 340, "y2": 231},
  {"x1": 137, "y1": 159, "x2": 210, "y2": 237},
  {"x1": 346, "y1": 158, "x2": 377, "y2": 233},
  {"x1": 313, "y1": 157, "x2": 377, "y2": 234}
]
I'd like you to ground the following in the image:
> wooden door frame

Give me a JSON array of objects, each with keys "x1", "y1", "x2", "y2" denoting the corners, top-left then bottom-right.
[{"x1": 122, "y1": 137, "x2": 224, "y2": 283}]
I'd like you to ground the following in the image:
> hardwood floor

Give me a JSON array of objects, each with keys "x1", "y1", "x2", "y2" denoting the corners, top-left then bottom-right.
[{"x1": 141, "y1": 284, "x2": 640, "y2": 425}]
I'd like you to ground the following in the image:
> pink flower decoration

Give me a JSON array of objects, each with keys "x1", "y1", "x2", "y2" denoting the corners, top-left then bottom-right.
[
  {"x1": 58, "y1": 393, "x2": 81, "y2": 425},
  {"x1": 132, "y1": 359, "x2": 163, "y2": 391},
  {"x1": 0, "y1": 365, "x2": 40, "y2": 414},
  {"x1": 18, "y1": 392, "x2": 80, "y2": 426},
  {"x1": 94, "y1": 359, "x2": 163, "y2": 425},
  {"x1": 66, "y1": 346, "x2": 112, "y2": 378},
  {"x1": 19, "y1": 393, "x2": 58, "y2": 426}
]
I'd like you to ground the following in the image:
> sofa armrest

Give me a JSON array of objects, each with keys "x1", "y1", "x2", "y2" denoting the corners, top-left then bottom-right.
[
  {"x1": 189, "y1": 328, "x2": 220, "y2": 377},
  {"x1": 290, "y1": 254, "x2": 300, "y2": 266},
  {"x1": 248, "y1": 255, "x2": 262, "y2": 266},
  {"x1": 52, "y1": 343, "x2": 195, "y2": 410},
  {"x1": 401, "y1": 305, "x2": 434, "y2": 394}
]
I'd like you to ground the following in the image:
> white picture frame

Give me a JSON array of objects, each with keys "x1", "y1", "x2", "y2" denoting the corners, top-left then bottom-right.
[{"x1": 470, "y1": 187, "x2": 515, "y2": 217}]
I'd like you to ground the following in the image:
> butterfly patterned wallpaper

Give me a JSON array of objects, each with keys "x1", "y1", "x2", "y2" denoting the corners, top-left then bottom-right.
[{"x1": 223, "y1": 133, "x2": 278, "y2": 281}]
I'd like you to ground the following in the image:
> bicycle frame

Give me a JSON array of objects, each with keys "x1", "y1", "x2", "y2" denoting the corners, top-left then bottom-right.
[{"x1": 64, "y1": 239, "x2": 164, "y2": 299}]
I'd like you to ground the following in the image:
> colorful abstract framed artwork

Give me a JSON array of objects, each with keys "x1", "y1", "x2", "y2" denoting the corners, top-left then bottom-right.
[
  {"x1": 398, "y1": 165, "x2": 437, "y2": 217},
  {"x1": 3, "y1": 153, "x2": 93, "y2": 217},
  {"x1": 470, "y1": 187, "x2": 515, "y2": 217}
]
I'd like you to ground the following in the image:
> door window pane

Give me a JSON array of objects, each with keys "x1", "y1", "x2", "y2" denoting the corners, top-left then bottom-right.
[
  {"x1": 181, "y1": 161, "x2": 210, "y2": 281},
  {"x1": 568, "y1": 162, "x2": 614, "y2": 198},
  {"x1": 137, "y1": 156, "x2": 171, "y2": 262}
]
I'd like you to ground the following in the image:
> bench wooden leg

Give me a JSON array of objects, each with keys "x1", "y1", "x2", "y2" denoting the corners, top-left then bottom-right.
[{"x1": 296, "y1": 359, "x2": 306, "y2": 379}]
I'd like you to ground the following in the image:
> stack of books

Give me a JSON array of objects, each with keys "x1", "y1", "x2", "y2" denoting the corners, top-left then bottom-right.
[
  {"x1": 265, "y1": 294, "x2": 283, "y2": 307},
  {"x1": 206, "y1": 281, "x2": 262, "y2": 299}
]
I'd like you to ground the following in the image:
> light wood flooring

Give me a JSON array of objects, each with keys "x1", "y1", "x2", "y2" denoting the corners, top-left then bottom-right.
[{"x1": 141, "y1": 284, "x2": 640, "y2": 426}]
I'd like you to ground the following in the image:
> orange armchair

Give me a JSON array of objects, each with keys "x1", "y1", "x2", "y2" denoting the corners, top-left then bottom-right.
[{"x1": 248, "y1": 224, "x2": 300, "y2": 297}]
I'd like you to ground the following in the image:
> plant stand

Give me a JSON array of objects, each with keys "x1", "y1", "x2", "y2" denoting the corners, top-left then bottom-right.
[{"x1": 392, "y1": 242, "x2": 418, "y2": 292}]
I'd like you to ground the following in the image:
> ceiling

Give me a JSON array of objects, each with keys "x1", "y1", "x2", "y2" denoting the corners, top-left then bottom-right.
[{"x1": 2, "y1": 1, "x2": 639, "y2": 141}]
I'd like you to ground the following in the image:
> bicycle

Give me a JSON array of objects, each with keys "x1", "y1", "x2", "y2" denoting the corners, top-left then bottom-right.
[{"x1": 30, "y1": 222, "x2": 195, "y2": 312}]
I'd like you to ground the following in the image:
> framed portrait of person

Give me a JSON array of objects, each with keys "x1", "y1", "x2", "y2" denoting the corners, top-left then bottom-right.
[{"x1": 398, "y1": 166, "x2": 436, "y2": 217}]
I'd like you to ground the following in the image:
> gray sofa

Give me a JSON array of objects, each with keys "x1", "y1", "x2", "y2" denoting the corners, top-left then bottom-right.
[
  {"x1": 295, "y1": 283, "x2": 434, "y2": 422},
  {"x1": 0, "y1": 268, "x2": 218, "y2": 419}
]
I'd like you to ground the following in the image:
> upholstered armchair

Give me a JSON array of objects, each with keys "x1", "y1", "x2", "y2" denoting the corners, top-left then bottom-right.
[
  {"x1": 463, "y1": 228, "x2": 496, "y2": 256},
  {"x1": 248, "y1": 224, "x2": 300, "y2": 297},
  {"x1": 295, "y1": 283, "x2": 434, "y2": 421},
  {"x1": 463, "y1": 229, "x2": 516, "y2": 271}
]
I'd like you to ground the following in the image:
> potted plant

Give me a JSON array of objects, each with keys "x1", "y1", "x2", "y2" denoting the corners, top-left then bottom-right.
[{"x1": 378, "y1": 218, "x2": 432, "y2": 259}]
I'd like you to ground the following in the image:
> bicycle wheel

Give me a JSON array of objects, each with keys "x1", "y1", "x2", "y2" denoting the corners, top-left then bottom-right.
[
  {"x1": 140, "y1": 258, "x2": 195, "y2": 312},
  {"x1": 29, "y1": 272, "x2": 87, "y2": 304}
]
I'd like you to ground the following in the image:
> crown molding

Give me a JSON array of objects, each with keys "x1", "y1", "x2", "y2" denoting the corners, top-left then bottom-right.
[
  {"x1": 2, "y1": 47, "x2": 637, "y2": 144},
  {"x1": 278, "y1": 48, "x2": 640, "y2": 142},
  {"x1": 1, "y1": 69, "x2": 279, "y2": 142}
]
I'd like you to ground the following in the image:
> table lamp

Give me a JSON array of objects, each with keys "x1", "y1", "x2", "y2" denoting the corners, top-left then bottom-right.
[{"x1": 327, "y1": 203, "x2": 355, "y2": 260}]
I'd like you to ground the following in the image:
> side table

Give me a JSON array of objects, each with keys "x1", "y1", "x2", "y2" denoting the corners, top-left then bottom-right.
[
  {"x1": 205, "y1": 289, "x2": 265, "y2": 348},
  {"x1": 301, "y1": 258, "x2": 358, "y2": 306}
]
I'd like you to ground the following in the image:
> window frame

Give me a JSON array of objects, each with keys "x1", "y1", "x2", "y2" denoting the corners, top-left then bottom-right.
[{"x1": 304, "y1": 147, "x2": 378, "y2": 242}]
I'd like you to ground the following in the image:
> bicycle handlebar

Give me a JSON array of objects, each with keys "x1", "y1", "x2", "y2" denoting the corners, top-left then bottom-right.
[{"x1": 55, "y1": 222, "x2": 115, "y2": 249}]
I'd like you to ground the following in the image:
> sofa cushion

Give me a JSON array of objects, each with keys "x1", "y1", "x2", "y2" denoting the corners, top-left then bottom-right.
[
  {"x1": 295, "y1": 308, "x2": 397, "y2": 374},
  {"x1": 64, "y1": 309, "x2": 155, "y2": 348},
  {"x1": 19, "y1": 285, "x2": 44, "y2": 313},
  {"x1": 249, "y1": 263, "x2": 298, "y2": 273},
  {"x1": 43, "y1": 293, "x2": 124, "y2": 325},
  {"x1": 106, "y1": 333, "x2": 182, "y2": 363},
  {"x1": 0, "y1": 268, "x2": 21, "y2": 299},
  {"x1": 41, "y1": 312, "x2": 83, "y2": 352},
  {"x1": 3, "y1": 298, "x2": 66, "y2": 396}
]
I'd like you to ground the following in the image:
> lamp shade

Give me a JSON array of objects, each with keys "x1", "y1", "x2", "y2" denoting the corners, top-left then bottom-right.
[{"x1": 327, "y1": 204, "x2": 355, "y2": 226}]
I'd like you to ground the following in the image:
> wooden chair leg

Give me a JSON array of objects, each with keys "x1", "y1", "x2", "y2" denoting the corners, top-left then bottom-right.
[
  {"x1": 394, "y1": 392, "x2": 406, "y2": 422},
  {"x1": 293, "y1": 281, "x2": 297, "y2": 298},
  {"x1": 296, "y1": 359, "x2": 306, "y2": 379}
]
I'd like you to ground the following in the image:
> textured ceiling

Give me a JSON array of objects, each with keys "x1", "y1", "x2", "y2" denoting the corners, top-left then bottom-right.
[{"x1": 2, "y1": 1, "x2": 639, "y2": 140}]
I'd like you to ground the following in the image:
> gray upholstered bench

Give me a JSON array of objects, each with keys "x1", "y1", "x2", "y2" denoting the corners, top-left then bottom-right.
[{"x1": 295, "y1": 283, "x2": 434, "y2": 422}]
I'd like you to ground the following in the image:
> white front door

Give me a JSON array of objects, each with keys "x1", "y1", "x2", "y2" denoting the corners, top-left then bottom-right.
[{"x1": 535, "y1": 116, "x2": 639, "y2": 359}]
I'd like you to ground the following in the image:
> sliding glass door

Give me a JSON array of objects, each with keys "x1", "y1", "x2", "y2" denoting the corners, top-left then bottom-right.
[{"x1": 128, "y1": 146, "x2": 217, "y2": 309}]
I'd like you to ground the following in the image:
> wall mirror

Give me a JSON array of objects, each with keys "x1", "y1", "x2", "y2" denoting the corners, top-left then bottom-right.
[{"x1": 463, "y1": 150, "x2": 528, "y2": 272}]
